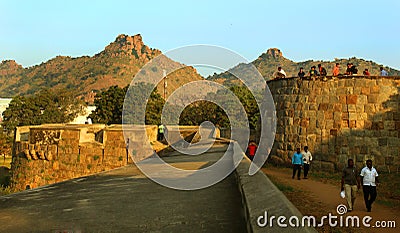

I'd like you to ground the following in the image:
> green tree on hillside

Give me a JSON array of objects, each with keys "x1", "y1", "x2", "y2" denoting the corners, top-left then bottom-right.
[
  {"x1": 178, "y1": 86, "x2": 260, "y2": 129},
  {"x1": 90, "y1": 83, "x2": 165, "y2": 125},
  {"x1": 1, "y1": 89, "x2": 85, "y2": 134}
]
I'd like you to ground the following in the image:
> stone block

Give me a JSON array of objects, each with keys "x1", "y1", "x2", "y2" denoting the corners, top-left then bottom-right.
[
  {"x1": 356, "y1": 120, "x2": 364, "y2": 128},
  {"x1": 361, "y1": 87, "x2": 370, "y2": 95},
  {"x1": 330, "y1": 95, "x2": 339, "y2": 103},
  {"x1": 318, "y1": 103, "x2": 330, "y2": 111},
  {"x1": 333, "y1": 103, "x2": 342, "y2": 112},
  {"x1": 347, "y1": 95, "x2": 358, "y2": 104},
  {"x1": 324, "y1": 111, "x2": 333, "y2": 120},
  {"x1": 349, "y1": 113, "x2": 357, "y2": 121},
  {"x1": 349, "y1": 120, "x2": 357, "y2": 128},
  {"x1": 387, "y1": 137, "x2": 398, "y2": 146},
  {"x1": 320, "y1": 161, "x2": 335, "y2": 172},
  {"x1": 348, "y1": 104, "x2": 356, "y2": 112},
  {"x1": 384, "y1": 121, "x2": 396, "y2": 130},
  {"x1": 339, "y1": 95, "x2": 347, "y2": 104},
  {"x1": 367, "y1": 94, "x2": 378, "y2": 103},
  {"x1": 364, "y1": 104, "x2": 375, "y2": 113},
  {"x1": 371, "y1": 121, "x2": 384, "y2": 130},
  {"x1": 370, "y1": 85, "x2": 380, "y2": 94},
  {"x1": 346, "y1": 87, "x2": 354, "y2": 94},
  {"x1": 316, "y1": 111, "x2": 325, "y2": 121},
  {"x1": 333, "y1": 112, "x2": 341, "y2": 121}
]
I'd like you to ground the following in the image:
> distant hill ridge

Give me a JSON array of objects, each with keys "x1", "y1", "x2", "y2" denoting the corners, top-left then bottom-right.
[
  {"x1": 0, "y1": 34, "x2": 203, "y2": 102},
  {"x1": 1, "y1": 38, "x2": 399, "y2": 100},
  {"x1": 208, "y1": 48, "x2": 400, "y2": 86}
]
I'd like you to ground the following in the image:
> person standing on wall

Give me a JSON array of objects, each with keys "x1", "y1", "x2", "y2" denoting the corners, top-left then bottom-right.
[
  {"x1": 298, "y1": 67, "x2": 306, "y2": 78},
  {"x1": 341, "y1": 159, "x2": 361, "y2": 212},
  {"x1": 380, "y1": 67, "x2": 389, "y2": 76},
  {"x1": 158, "y1": 124, "x2": 165, "y2": 141},
  {"x1": 318, "y1": 64, "x2": 327, "y2": 76},
  {"x1": 332, "y1": 63, "x2": 340, "y2": 76},
  {"x1": 292, "y1": 148, "x2": 303, "y2": 180},
  {"x1": 245, "y1": 141, "x2": 258, "y2": 161},
  {"x1": 302, "y1": 146, "x2": 312, "y2": 179},
  {"x1": 345, "y1": 63, "x2": 353, "y2": 75},
  {"x1": 309, "y1": 66, "x2": 319, "y2": 79},
  {"x1": 360, "y1": 159, "x2": 380, "y2": 212},
  {"x1": 273, "y1": 66, "x2": 287, "y2": 79},
  {"x1": 363, "y1": 69, "x2": 371, "y2": 76}
]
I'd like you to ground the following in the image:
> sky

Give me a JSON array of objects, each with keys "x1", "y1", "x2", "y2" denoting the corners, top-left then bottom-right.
[{"x1": 1, "y1": 0, "x2": 399, "y2": 76}]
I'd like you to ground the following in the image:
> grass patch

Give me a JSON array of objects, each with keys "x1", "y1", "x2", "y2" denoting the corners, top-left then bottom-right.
[
  {"x1": 268, "y1": 175, "x2": 295, "y2": 193},
  {"x1": 0, "y1": 185, "x2": 12, "y2": 196},
  {"x1": 0, "y1": 157, "x2": 12, "y2": 169}
]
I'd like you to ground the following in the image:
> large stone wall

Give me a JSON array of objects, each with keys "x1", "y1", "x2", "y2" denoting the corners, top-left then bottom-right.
[
  {"x1": 10, "y1": 124, "x2": 217, "y2": 191},
  {"x1": 265, "y1": 76, "x2": 399, "y2": 172},
  {"x1": 10, "y1": 124, "x2": 158, "y2": 191}
]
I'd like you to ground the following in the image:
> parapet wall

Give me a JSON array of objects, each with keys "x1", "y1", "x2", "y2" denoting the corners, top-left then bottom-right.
[
  {"x1": 10, "y1": 124, "x2": 215, "y2": 191},
  {"x1": 265, "y1": 76, "x2": 400, "y2": 172},
  {"x1": 10, "y1": 124, "x2": 158, "y2": 191}
]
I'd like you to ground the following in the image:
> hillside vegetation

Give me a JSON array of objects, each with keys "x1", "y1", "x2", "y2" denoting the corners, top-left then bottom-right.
[{"x1": 0, "y1": 34, "x2": 203, "y2": 102}]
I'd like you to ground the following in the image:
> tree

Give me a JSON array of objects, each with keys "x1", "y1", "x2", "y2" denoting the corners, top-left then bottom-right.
[
  {"x1": 90, "y1": 83, "x2": 165, "y2": 125},
  {"x1": 89, "y1": 86, "x2": 127, "y2": 124},
  {"x1": 1, "y1": 89, "x2": 85, "y2": 135}
]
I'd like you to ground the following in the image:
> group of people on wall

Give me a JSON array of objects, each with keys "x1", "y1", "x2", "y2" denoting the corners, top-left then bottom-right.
[{"x1": 273, "y1": 63, "x2": 389, "y2": 79}]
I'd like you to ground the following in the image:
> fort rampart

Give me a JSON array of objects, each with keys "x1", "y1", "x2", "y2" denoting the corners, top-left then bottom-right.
[{"x1": 265, "y1": 76, "x2": 399, "y2": 172}]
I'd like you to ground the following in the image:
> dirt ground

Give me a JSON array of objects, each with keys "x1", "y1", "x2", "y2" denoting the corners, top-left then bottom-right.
[{"x1": 263, "y1": 166, "x2": 398, "y2": 233}]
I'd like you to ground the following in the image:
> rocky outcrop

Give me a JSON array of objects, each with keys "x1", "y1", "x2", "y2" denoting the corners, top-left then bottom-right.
[
  {"x1": 103, "y1": 34, "x2": 161, "y2": 61},
  {"x1": 0, "y1": 60, "x2": 23, "y2": 76},
  {"x1": 265, "y1": 48, "x2": 283, "y2": 58}
]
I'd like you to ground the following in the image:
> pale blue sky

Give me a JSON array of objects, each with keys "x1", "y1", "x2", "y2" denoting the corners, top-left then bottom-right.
[{"x1": 1, "y1": 0, "x2": 399, "y2": 75}]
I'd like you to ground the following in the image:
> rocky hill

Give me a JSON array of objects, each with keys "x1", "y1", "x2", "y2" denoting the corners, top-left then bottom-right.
[
  {"x1": 0, "y1": 34, "x2": 203, "y2": 102},
  {"x1": 208, "y1": 48, "x2": 400, "y2": 86}
]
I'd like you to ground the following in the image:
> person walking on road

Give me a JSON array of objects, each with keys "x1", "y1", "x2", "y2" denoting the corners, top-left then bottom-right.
[
  {"x1": 292, "y1": 148, "x2": 303, "y2": 180},
  {"x1": 341, "y1": 159, "x2": 361, "y2": 212},
  {"x1": 302, "y1": 146, "x2": 312, "y2": 179},
  {"x1": 360, "y1": 159, "x2": 380, "y2": 212}
]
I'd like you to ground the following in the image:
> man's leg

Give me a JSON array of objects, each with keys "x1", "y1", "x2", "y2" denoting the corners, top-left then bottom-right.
[
  {"x1": 363, "y1": 185, "x2": 371, "y2": 211},
  {"x1": 344, "y1": 184, "x2": 353, "y2": 210},
  {"x1": 297, "y1": 165, "x2": 301, "y2": 179},
  {"x1": 304, "y1": 164, "x2": 309, "y2": 178},
  {"x1": 369, "y1": 186, "x2": 377, "y2": 211},
  {"x1": 292, "y1": 165, "x2": 297, "y2": 179},
  {"x1": 351, "y1": 185, "x2": 358, "y2": 210}
]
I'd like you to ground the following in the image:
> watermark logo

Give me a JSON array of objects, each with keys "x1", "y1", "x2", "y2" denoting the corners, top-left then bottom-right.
[
  {"x1": 122, "y1": 45, "x2": 277, "y2": 190},
  {"x1": 257, "y1": 204, "x2": 396, "y2": 228},
  {"x1": 336, "y1": 204, "x2": 347, "y2": 215}
]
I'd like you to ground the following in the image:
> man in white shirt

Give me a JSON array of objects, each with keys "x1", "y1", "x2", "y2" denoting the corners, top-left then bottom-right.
[
  {"x1": 380, "y1": 67, "x2": 388, "y2": 76},
  {"x1": 360, "y1": 159, "x2": 380, "y2": 212},
  {"x1": 273, "y1": 67, "x2": 287, "y2": 79},
  {"x1": 302, "y1": 146, "x2": 312, "y2": 179}
]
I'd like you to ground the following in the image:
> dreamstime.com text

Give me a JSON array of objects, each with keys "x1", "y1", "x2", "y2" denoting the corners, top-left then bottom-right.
[{"x1": 257, "y1": 205, "x2": 396, "y2": 229}]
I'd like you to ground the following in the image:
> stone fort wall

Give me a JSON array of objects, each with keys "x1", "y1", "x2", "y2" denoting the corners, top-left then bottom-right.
[
  {"x1": 264, "y1": 76, "x2": 399, "y2": 172},
  {"x1": 10, "y1": 124, "x2": 209, "y2": 191},
  {"x1": 10, "y1": 124, "x2": 158, "y2": 191}
]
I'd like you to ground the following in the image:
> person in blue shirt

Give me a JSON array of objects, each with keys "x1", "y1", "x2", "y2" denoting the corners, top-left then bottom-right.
[{"x1": 292, "y1": 148, "x2": 304, "y2": 180}]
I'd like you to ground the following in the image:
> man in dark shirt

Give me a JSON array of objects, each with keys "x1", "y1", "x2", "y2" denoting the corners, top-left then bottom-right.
[
  {"x1": 345, "y1": 63, "x2": 353, "y2": 75},
  {"x1": 298, "y1": 67, "x2": 305, "y2": 78},
  {"x1": 350, "y1": 63, "x2": 358, "y2": 74},
  {"x1": 318, "y1": 64, "x2": 327, "y2": 76},
  {"x1": 341, "y1": 159, "x2": 361, "y2": 212},
  {"x1": 309, "y1": 66, "x2": 319, "y2": 78}
]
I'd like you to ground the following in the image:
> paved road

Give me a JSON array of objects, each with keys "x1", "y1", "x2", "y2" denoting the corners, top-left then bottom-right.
[{"x1": 0, "y1": 145, "x2": 247, "y2": 233}]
